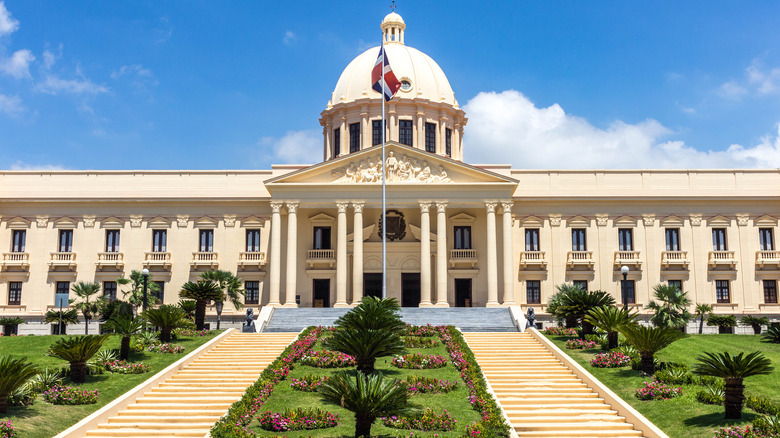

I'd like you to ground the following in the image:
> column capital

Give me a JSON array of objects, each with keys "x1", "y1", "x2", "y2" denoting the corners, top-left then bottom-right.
[
  {"x1": 736, "y1": 213, "x2": 750, "y2": 226},
  {"x1": 336, "y1": 202, "x2": 349, "y2": 213},
  {"x1": 286, "y1": 202, "x2": 299, "y2": 213},
  {"x1": 485, "y1": 201, "x2": 498, "y2": 213},
  {"x1": 436, "y1": 201, "x2": 448, "y2": 212},
  {"x1": 642, "y1": 214, "x2": 655, "y2": 227},
  {"x1": 549, "y1": 214, "x2": 562, "y2": 227},
  {"x1": 500, "y1": 201, "x2": 513, "y2": 213},
  {"x1": 689, "y1": 214, "x2": 702, "y2": 226},
  {"x1": 270, "y1": 201, "x2": 284, "y2": 213},
  {"x1": 419, "y1": 201, "x2": 432, "y2": 213},
  {"x1": 352, "y1": 201, "x2": 365, "y2": 213},
  {"x1": 596, "y1": 214, "x2": 609, "y2": 227}
]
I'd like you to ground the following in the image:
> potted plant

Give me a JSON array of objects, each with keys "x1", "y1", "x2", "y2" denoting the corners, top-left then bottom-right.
[
  {"x1": 0, "y1": 317, "x2": 24, "y2": 336},
  {"x1": 740, "y1": 315, "x2": 770, "y2": 335},
  {"x1": 707, "y1": 314, "x2": 738, "y2": 334}
]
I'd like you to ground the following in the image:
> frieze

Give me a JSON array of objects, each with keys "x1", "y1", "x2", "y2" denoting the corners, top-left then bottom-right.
[{"x1": 332, "y1": 151, "x2": 451, "y2": 183}]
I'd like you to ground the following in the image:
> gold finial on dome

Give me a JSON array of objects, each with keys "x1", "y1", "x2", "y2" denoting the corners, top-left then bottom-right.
[{"x1": 381, "y1": 10, "x2": 405, "y2": 45}]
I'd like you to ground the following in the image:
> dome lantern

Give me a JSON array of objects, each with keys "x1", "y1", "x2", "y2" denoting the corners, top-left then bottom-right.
[{"x1": 381, "y1": 12, "x2": 406, "y2": 45}]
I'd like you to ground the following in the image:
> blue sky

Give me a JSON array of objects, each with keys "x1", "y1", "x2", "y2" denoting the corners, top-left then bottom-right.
[{"x1": 1, "y1": 1, "x2": 779, "y2": 170}]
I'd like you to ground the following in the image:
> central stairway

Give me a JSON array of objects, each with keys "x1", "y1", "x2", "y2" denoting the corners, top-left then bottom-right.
[{"x1": 464, "y1": 332, "x2": 646, "y2": 438}]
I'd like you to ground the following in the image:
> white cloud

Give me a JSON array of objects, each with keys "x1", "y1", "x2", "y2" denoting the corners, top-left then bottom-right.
[
  {"x1": 42, "y1": 45, "x2": 63, "y2": 69},
  {"x1": 463, "y1": 90, "x2": 780, "y2": 169},
  {"x1": 36, "y1": 73, "x2": 108, "y2": 95},
  {"x1": 717, "y1": 81, "x2": 748, "y2": 100},
  {"x1": 262, "y1": 129, "x2": 320, "y2": 164},
  {"x1": 718, "y1": 58, "x2": 780, "y2": 99},
  {"x1": 283, "y1": 31, "x2": 296, "y2": 45},
  {"x1": 8, "y1": 161, "x2": 65, "y2": 171},
  {"x1": 0, "y1": 1, "x2": 19, "y2": 38},
  {"x1": 111, "y1": 64, "x2": 158, "y2": 92},
  {"x1": 0, "y1": 48, "x2": 34, "y2": 78},
  {"x1": 0, "y1": 93, "x2": 22, "y2": 115}
]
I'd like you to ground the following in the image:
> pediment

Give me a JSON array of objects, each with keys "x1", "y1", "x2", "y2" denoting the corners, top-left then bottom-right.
[
  {"x1": 193, "y1": 216, "x2": 219, "y2": 229},
  {"x1": 147, "y1": 216, "x2": 172, "y2": 229},
  {"x1": 53, "y1": 217, "x2": 79, "y2": 229},
  {"x1": 100, "y1": 216, "x2": 125, "y2": 229},
  {"x1": 566, "y1": 215, "x2": 591, "y2": 227},
  {"x1": 613, "y1": 215, "x2": 637, "y2": 227},
  {"x1": 660, "y1": 215, "x2": 685, "y2": 227},
  {"x1": 755, "y1": 215, "x2": 778, "y2": 227},
  {"x1": 309, "y1": 213, "x2": 335, "y2": 225},
  {"x1": 5, "y1": 216, "x2": 31, "y2": 229},
  {"x1": 707, "y1": 215, "x2": 732, "y2": 227},
  {"x1": 241, "y1": 216, "x2": 266, "y2": 228},
  {"x1": 449, "y1": 212, "x2": 476, "y2": 224},
  {"x1": 520, "y1": 215, "x2": 545, "y2": 227}
]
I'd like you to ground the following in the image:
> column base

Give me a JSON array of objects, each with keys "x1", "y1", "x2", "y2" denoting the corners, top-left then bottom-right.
[
  {"x1": 266, "y1": 302, "x2": 283, "y2": 308},
  {"x1": 485, "y1": 301, "x2": 501, "y2": 307},
  {"x1": 500, "y1": 301, "x2": 516, "y2": 307},
  {"x1": 333, "y1": 302, "x2": 350, "y2": 308},
  {"x1": 281, "y1": 302, "x2": 299, "y2": 308},
  {"x1": 434, "y1": 301, "x2": 450, "y2": 307},
  {"x1": 419, "y1": 301, "x2": 435, "y2": 308}
]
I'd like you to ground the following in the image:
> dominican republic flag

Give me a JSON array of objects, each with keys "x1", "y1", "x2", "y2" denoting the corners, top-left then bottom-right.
[{"x1": 372, "y1": 46, "x2": 401, "y2": 101}]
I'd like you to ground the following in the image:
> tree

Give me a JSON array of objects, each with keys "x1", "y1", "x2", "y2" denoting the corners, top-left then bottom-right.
[
  {"x1": 200, "y1": 270, "x2": 245, "y2": 310},
  {"x1": 647, "y1": 283, "x2": 692, "y2": 329},
  {"x1": 44, "y1": 309, "x2": 79, "y2": 335},
  {"x1": 117, "y1": 270, "x2": 160, "y2": 316},
  {"x1": 179, "y1": 281, "x2": 222, "y2": 330},
  {"x1": 0, "y1": 356, "x2": 39, "y2": 413},
  {"x1": 178, "y1": 300, "x2": 197, "y2": 321},
  {"x1": 693, "y1": 351, "x2": 773, "y2": 419},
  {"x1": 71, "y1": 282, "x2": 102, "y2": 335},
  {"x1": 143, "y1": 305, "x2": 193, "y2": 342},
  {"x1": 550, "y1": 285, "x2": 616, "y2": 336},
  {"x1": 621, "y1": 324, "x2": 686, "y2": 375},
  {"x1": 104, "y1": 315, "x2": 146, "y2": 360},
  {"x1": 695, "y1": 303, "x2": 713, "y2": 334},
  {"x1": 97, "y1": 298, "x2": 134, "y2": 325},
  {"x1": 319, "y1": 370, "x2": 412, "y2": 438},
  {"x1": 584, "y1": 306, "x2": 638, "y2": 350},
  {"x1": 47, "y1": 335, "x2": 109, "y2": 383}
]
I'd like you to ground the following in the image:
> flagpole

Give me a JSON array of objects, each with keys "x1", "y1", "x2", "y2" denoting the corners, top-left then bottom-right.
[{"x1": 381, "y1": 36, "x2": 388, "y2": 300}]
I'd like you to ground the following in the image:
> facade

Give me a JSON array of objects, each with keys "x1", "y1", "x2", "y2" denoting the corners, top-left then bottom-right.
[{"x1": 1, "y1": 13, "x2": 780, "y2": 334}]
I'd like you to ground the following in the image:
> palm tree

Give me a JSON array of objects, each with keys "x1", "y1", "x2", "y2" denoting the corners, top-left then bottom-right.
[
  {"x1": 695, "y1": 303, "x2": 713, "y2": 334},
  {"x1": 97, "y1": 298, "x2": 134, "y2": 325},
  {"x1": 334, "y1": 296, "x2": 406, "y2": 334},
  {"x1": 71, "y1": 282, "x2": 101, "y2": 335},
  {"x1": 117, "y1": 270, "x2": 160, "y2": 316},
  {"x1": 0, "y1": 356, "x2": 39, "y2": 413},
  {"x1": 178, "y1": 300, "x2": 197, "y2": 321},
  {"x1": 584, "y1": 306, "x2": 639, "y2": 349},
  {"x1": 551, "y1": 285, "x2": 616, "y2": 335},
  {"x1": 143, "y1": 305, "x2": 193, "y2": 342},
  {"x1": 47, "y1": 335, "x2": 110, "y2": 383},
  {"x1": 693, "y1": 351, "x2": 773, "y2": 419},
  {"x1": 319, "y1": 370, "x2": 412, "y2": 438},
  {"x1": 44, "y1": 309, "x2": 79, "y2": 335},
  {"x1": 200, "y1": 270, "x2": 245, "y2": 310},
  {"x1": 621, "y1": 324, "x2": 686, "y2": 374},
  {"x1": 104, "y1": 315, "x2": 146, "y2": 360},
  {"x1": 647, "y1": 283, "x2": 692, "y2": 329},
  {"x1": 179, "y1": 281, "x2": 222, "y2": 330}
]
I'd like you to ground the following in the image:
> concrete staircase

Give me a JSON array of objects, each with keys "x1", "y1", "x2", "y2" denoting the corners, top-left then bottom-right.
[
  {"x1": 464, "y1": 332, "x2": 645, "y2": 438},
  {"x1": 83, "y1": 332, "x2": 296, "y2": 438},
  {"x1": 265, "y1": 307, "x2": 517, "y2": 332}
]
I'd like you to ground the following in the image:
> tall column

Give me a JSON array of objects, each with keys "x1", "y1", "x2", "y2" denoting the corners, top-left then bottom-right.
[
  {"x1": 419, "y1": 202, "x2": 433, "y2": 307},
  {"x1": 283, "y1": 202, "x2": 299, "y2": 307},
  {"x1": 436, "y1": 202, "x2": 449, "y2": 306},
  {"x1": 351, "y1": 202, "x2": 365, "y2": 306},
  {"x1": 486, "y1": 202, "x2": 500, "y2": 306},
  {"x1": 501, "y1": 201, "x2": 515, "y2": 305},
  {"x1": 268, "y1": 202, "x2": 284, "y2": 307},
  {"x1": 335, "y1": 202, "x2": 349, "y2": 307}
]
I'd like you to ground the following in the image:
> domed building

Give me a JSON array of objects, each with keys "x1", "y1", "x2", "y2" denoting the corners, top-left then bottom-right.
[{"x1": 0, "y1": 12, "x2": 778, "y2": 334}]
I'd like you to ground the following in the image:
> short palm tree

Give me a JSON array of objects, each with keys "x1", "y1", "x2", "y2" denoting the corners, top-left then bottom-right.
[
  {"x1": 97, "y1": 298, "x2": 134, "y2": 324},
  {"x1": 104, "y1": 315, "x2": 146, "y2": 360},
  {"x1": 47, "y1": 335, "x2": 110, "y2": 383},
  {"x1": 647, "y1": 283, "x2": 692, "y2": 329},
  {"x1": 44, "y1": 309, "x2": 79, "y2": 335},
  {"x1": 584, "y1": 306, "x2": 639, "y2": 349},
  {"x1": 693, "y1": 351, "x2": 773, "y2": 419},
  {"x1": 71, "y1": 282, "x2": 102, "y2": 335},
  {"x1": 0, "y1": 356, "x2": 39, "y2": 413},
  {"x1": 695, "y1": 303, "x2": 713, "y2": 334},
  {"x1": 200, "y1": 270, "x2": 245, "y2": 310},
  {"x1": 179, "y1": 281, "x2": 222, "y2": 330},
  {"x1": 319, "y1": 370, "x2": 412, "y2": 438},
  {"x1": 552, "y1": 285, "x2": 616, "y2": 335},
  {"x1": 334, "y1": 296, "x2": 406, "y2": 334},
  {"x1": 143, "y1": 304, "x2": 193, "y2": 342},
  {"x1": 178, "y1": 300, "x2": 197, "y2": 321},
  {"x1": 621, "y1": 324, "x2": 686, "y2": 374},
  {"x1": 117, "y1": 270, "x2": 161, "y2": 316}
]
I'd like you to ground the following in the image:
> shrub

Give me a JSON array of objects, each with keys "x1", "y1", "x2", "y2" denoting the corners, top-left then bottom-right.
[
  {"x1": 42, "y1": 384, "x2": 98, "y2": 405},
  {"x1": 763, "y1": 326, "x2": 780, "y2": 344},
  {"x1": 591, "y1": 351, "x2": 632, "y2": 368},
  {"x1": 707, "y1": 314, "x2": 738, "y2": 328},
  {"x1": 290, "y1": 375, "x2": 329, "y2": 392},
  {"x1": 403, "y1": 336, "x2": 439, "y2": 348},
  {"x1": 405, "y1": 375, "x2": 458, "y2": 394},
  {"x1": 136, "y1": 331, "x2": 159, "y2": 346},
  {"x1": 542, "y1": 326, "x2": 579, "y2": 336},
  {"x1": 0, "y1": 420, "x2": 17, "y2": 438},
  {"x1": 655, "y1": 366, "x2": 694, "y2": 385},
  {"x1": 28, "y1": 368, "x2": 63, "y2": 393},
  {"x1": 403, "y1": 324, "x2": 439, "y2": 337},
  {"x1": 754, "y1": 415, "x2": 780, "y2": 435},
  {"x1": 258, "y1": 408, "x2": 339, "y2": 432},
  {"x1": 103, "y1": 360, "x2": 151, "y2": 374},
  {"x1": 391, "y1": 353, "x2": 447, "y2": 369},
  {"x1": 696, "y1": 386, "x2": 725, "y2": 405},
  {"x1": 146, "y1": 343, "x2": 185, "y2": 354},
  {"x1": 634, "y1": 380, "x2": 682, "y2": 401},
  {"x1": 615, "y1": 345, "x2": 639, "y2": 359},
  {"x1": 565, "y1": 338, "x2": 598, "y2": 350},
  {"x1": 696, "y1": 375, "x2": 725, "y2": 390},
  {"x1": 8, "y1": 384, "x2": 35, "y2": 407},
  {"x1": 381, "y1": 408, "x2": 457, "y2": 431},
  {"x1": 747, "y1": 396, "x2": 780, "y2": 416},
  {"x1": 299, "y1": 350, "x2": 356, "y2": 368}
]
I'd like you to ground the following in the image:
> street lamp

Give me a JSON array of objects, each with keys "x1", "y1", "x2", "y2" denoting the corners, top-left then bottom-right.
[
  {"x1": 215, "y1": 301, "x2": 223, "y2": 330},
  {"x1": 141, "y1": 268, "x2": 149, "y2": 312},
  {"x1": 620, "y1": 265, "x2": 629, "y2": 308}
]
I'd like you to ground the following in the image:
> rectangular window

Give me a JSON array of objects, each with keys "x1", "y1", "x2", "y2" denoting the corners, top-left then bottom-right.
[
  {"x1": 623, "y1": 280, "x2": 636, "y2": 304},
  {"x1": 8, "y1": 282, "x2": 21, "y2": 305},
  {"x1": 573, "y1": 280, "x2": 588, "y2": 291},
  {"x1": 764, "y1": 280, "x2": 778, "y2": 304},
  {"x1": 59, "y1": 229, "x2": 73, "y2": 252},
  {"x1": 313, "y1": 226, "x2": 331, "y2": 250},
  {"x1": 665, "y1": 228, "x2": 680, "y2": 251},
  {"x1": 572, "y1": 229, "x2": 586, "y2": 251},
  {"x1": 760, "y1": 228, "x2": 775, "y2": 251},
  {"x1": 525, "y1": 228, "x2": 540, "y2": 251},
  {"x1": 716, "y1": 280, "x2": 730, "y2": 303},
  {"x1": 453, "y1": 226, "x2": 472, "y2": 250},
  {"x1": 618, "y1": 228, "x2": 633, "y2": 251},
  {"x1": 246, "y1": 229, "x2": 261, "y2": 252},
  {"x1": 56, "y1": 281, "x2": 70, "y2": 297},
  {"x1": 245, "y1": 281, "x2": 260, "y2": 305},
  {"x1": 11, "y1": 230, "x2": 25, "y2": 252},
  {"x1": 103, "y1": 281, "x2": 117, "y2": 301},
  {"x1": 372, "y1": 120, "x2": 384, "y2": 146},
  {"x1": 526, "y1": 280, "x2": 541, "y2": 304},
  {"x1": 445, "y1": 128, "x2": 452, "y2": 157},
  {"x1": 154, "y1": 281, "x2": 165, "y2": 301},
  {"x1": 105, "y1": 230, "x2": 120, "y2": 252},
  {"x1": 152, "y1": 230, "x2": 167, "y2": 252},
  {"x1": 199, "y1": 229, "x2": 214, "y2": 252},
  {"x1": 712, "y1": 228, "x2": 727, "y2": 251},
  {"x1": 399, "y1": 120, "x2": 413, "y2": 146},
  {"x1": 349, "y1": 122, "x2": 360, "y2": 153},
  {"x1": 333, "y1": 128, "x2": 340, "y2": 157},
  {"x1": 424, "y1": 122, "x2": 436, "y2": 153},
  {"x1": 668, "y1": 280, "x2": 683, "y2": 292}
]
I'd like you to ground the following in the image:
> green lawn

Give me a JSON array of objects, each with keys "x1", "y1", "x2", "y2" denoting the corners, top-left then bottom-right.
[
  {"x1": 547, "y1": 333, "x2": 780, "y2": 438},
  {"x1": 0, "y1": 331, "x2": 219, "y2": 438},
  {"x1": 249, "y1": 337, "x2": 482, "y2": 437}
]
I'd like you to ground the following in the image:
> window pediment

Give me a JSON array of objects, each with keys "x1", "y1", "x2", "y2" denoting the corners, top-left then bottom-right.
[
  {"x1": 754, "y1": 215, "x2": 778, "y2": 227},
  {"x1": 660, "y1": 215, "x2": 685, "y2": 227},
  {"x1": 193, "y1": 216, "x2": 219, "y2": 229},
  {"x1": 5, "y1": 217, "x2": 31, "y2": 229},
  {"x1": 309, "y1": 213, "x2": 335, "y2": 226},
  {"x1": 613, "y1": 215, "x2": 637, "y2": 227},
  {"x1": 100, "y1": 217, "x2": 125, "y2": 229},
  {"x1": 520, "y1": 215, "x2": 545, "y2": 228},
  {"x1": 449, "y1": 212, "x2": 476, "y2": 225},
  {"x1": 566, "y1": 216, "x2": 591, "y2": 228},
  {"x1": 52, "y1": 217, "x2": 79, "y2": 229},
  {"x1": 146, "y1": 216, "x2": 172, "y2": 229},
  {"x1": 707, "y1": 215, "x2": 731, "y2": 227},
  {"x1": 241, "y1": 216, "x2": 266, "y2": 228}
]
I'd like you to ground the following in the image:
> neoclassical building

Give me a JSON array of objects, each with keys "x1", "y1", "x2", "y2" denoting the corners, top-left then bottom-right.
[{"x1": 1, "y1": 13, "x2": 779, "y2": 333}]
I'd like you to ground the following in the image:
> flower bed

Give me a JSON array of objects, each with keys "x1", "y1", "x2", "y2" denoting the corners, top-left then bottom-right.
[
  {"x1": 711, "y1": 425, "x2": 780, "y2": 438},
  {"x1": 382, "y1": 408, "x2": 457, "y2": 432},
  {"x1": 405, "y1": 375, "x2": 458, "y2": 394},
  {"x1": 403, "y1": 324, "x2": 439, "y2": 337},
  {"x1": 543, "y1": 326, "x2": 579, "y2": 336},
  {"x1": 392, "y1": 353, "x2": 448, "y2": 369},
  {"x1": 565, "y1": 338, "x2": 598, "y2": 349},
  {"x1": 299, "y1": 350, "x2": 356, "y2": 368},
  {"x1": 174, "y1": 328, "x2": 212, "y2": 337},
  {"x1": 258, "y1": 408, "x2": 339, "y2": 432},
  {"x1": 42, "y1": 384, "x2": 99, "y2": 405},
  {"x1": 147, "y1": 343, "x2": 186, "y2": 354},
  {"x1": 103, "y1": 360, "x2": 151, "y2": 374},
  {"x1": 635, "y1": 380, "x2": 682, "y2": 401},
  {"x1": 591, "y1": 351, "x2": 631, "y2": 368},
  {"x1": 403, "y1": 336, "x2": 440, "y2": 348},
  {"x1": 290, "y1": 375, "x2": 329, "y2": 392},
  {"x1": 0, "y1": 420, "x2": 17, "y2": 438}
]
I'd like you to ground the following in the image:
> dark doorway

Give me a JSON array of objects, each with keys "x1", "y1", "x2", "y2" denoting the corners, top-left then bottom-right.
[
  {"x1": 401, "y1": 273, "x2": 421, "y2": 307},
  {"x1": 313, "y1": 279, "x2": 330, "y2": 308},
  {"x1": 364, "y1": 273, "x2": 383, "y2": 299},
  {"x1": 455, "y1": 278, "x2": 472, "y2": 307}
]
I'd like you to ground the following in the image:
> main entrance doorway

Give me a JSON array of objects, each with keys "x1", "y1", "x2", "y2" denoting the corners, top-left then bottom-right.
[
  {"x1": 401, "y1": 273, "x2": 421, "y2": 307},
  {"x1": 312, "y1": 279, "x2": 330, "y2": 308},
  {"x1": 363, "y1": 273, "x2": 383, "y2": 299},
  {"x1": 455, "y1": 278, "x2": 472, "y2": 307}
]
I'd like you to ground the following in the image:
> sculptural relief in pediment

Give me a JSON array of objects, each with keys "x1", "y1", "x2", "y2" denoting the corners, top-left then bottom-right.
[{"x1": 331, "y1": 151, "x2": 451, "y2": 184}]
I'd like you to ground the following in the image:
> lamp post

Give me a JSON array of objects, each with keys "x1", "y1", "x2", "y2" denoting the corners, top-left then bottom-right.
[
  {"x1": 215, "y1": 301, "x2": 223, "y2": 330},
  {"x1": 141, "y1": 268, "x2": 149, "y2": 312},
  {"x1": 620, "y1": 265, "x2": 629, "y2": 308}
]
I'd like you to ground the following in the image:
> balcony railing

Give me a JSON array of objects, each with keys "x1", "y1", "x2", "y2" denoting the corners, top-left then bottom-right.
[
  {"x1": 144, "y1": 252, "x2": 172, "y2": 269},
  {"x1": 519, "y1": 251, "x2": 546, "y2": 267},
  {"x1": 96, "y1": 252, "x2": 124, "y2": 269},
  {"x1": 307, "y1": 249, "x2": 335, "y2": 268},
  {"x1": 661, "y1": 250, "x2": 689, "y2": 266},
  {"x1": 49, "y1": 252, "x2": 76, "y2": 269},
  {"x1": 567, "y1": 251, "x2": 594, "y2": 267},
  {"x1": 238, "y1": 251, "x2": 267, "y2": 268},
  {"x1": 191, "y1": 252, "x2": 218, "y2": 268},
  {"x1": 756, "y1": 250, "x2": 780, "y2": 266},
  {"x1": 708, "y1": 250, "x2": 736, "y2": 267},
  {"x1": 614, "y1": 250, "x2": 642, "y2": 266},
  {"x1": 1, "y1": 252, "x2": 29, "y2": 269},
  {"x1": 449, "y1": 249, "x2": 478, "y2": 267}
]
